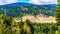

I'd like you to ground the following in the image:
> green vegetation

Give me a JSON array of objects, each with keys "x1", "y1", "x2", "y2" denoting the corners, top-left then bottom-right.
[
  {"x1": 0, "y1": 5, "x2": 56, "y2": 17},
  {"x1": 0, "y1": 2, "x2": 58, "y2": 34},
  {"x1": 56, "y1": 5, "x2": 60, "y2": 26},
  {"x1": 55, "y1": 0, "x2": 60, "y2": 34},
  {"x1": 56, "y1": 0, "x2": 60, "y2": 26},
  {"x1": 0, "y1": 14, "x2": 59, "y2": 34}
]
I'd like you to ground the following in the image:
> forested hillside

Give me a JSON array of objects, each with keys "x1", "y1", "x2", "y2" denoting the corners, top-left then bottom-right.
[
  {"x1": 0, "y1": 3, "x2": 57, "y2": 17},
  {"x1": 0, "y1": 2, "x2": 58, "y2": 34},
  {"x1": 0, "y1": 14, "x2": 58, "y2": 34}
]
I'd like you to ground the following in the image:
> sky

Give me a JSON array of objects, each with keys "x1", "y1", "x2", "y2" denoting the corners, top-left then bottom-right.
[{"x1": 0, "y1": 0, "x2": 58, "y2": 5}]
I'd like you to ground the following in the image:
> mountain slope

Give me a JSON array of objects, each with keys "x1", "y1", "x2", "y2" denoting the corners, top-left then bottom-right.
[{"x1": 0, "y1": 2, "x2": 57, "y2": 17}]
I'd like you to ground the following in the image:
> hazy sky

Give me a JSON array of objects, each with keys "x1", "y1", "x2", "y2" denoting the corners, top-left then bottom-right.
[{"x1": 0, "y1": 0, "x2": 58, "y2": 5}]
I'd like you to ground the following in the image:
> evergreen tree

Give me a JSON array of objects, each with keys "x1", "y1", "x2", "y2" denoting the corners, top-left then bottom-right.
[{"x1": 56, "y1": 0, "x2": 60, "y2": 26}]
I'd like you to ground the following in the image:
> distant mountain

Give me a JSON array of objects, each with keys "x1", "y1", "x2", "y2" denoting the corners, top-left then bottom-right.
[
  {"x1": 0, "y1": 2, "x2": 57, "y2": 17},
  {"x1": 0, "y1": 2, "x2": 35, "y2": 6},
  {"x1": 0, "y1": 2, "x2": 57, "y2": 6}
]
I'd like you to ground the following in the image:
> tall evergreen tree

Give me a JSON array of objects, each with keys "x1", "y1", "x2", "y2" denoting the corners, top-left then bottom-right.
[{"x1": 56, "y1": 0, "x2": 60, "y2": 26}]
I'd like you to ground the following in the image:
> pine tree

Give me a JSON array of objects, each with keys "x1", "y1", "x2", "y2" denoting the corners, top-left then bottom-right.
[{"x1": 56, "y1": 0, "x2": 60, "y2": 26}]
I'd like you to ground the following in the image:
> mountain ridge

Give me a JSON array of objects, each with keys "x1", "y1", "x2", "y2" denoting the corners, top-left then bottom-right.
[{"x1": 0, "y1": 2, "x2": 57, "y2": 7}]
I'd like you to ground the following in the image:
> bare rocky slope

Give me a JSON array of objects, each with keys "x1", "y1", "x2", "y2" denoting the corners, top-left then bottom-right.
[{"x1": 13, "y1": 14, "x2": 56, "y2": 23}]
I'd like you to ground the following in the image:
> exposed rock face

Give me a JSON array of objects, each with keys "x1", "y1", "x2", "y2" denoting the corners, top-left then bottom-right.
[{"x1": 14, "y1": 14, "x2": 56, "y2": 23}]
